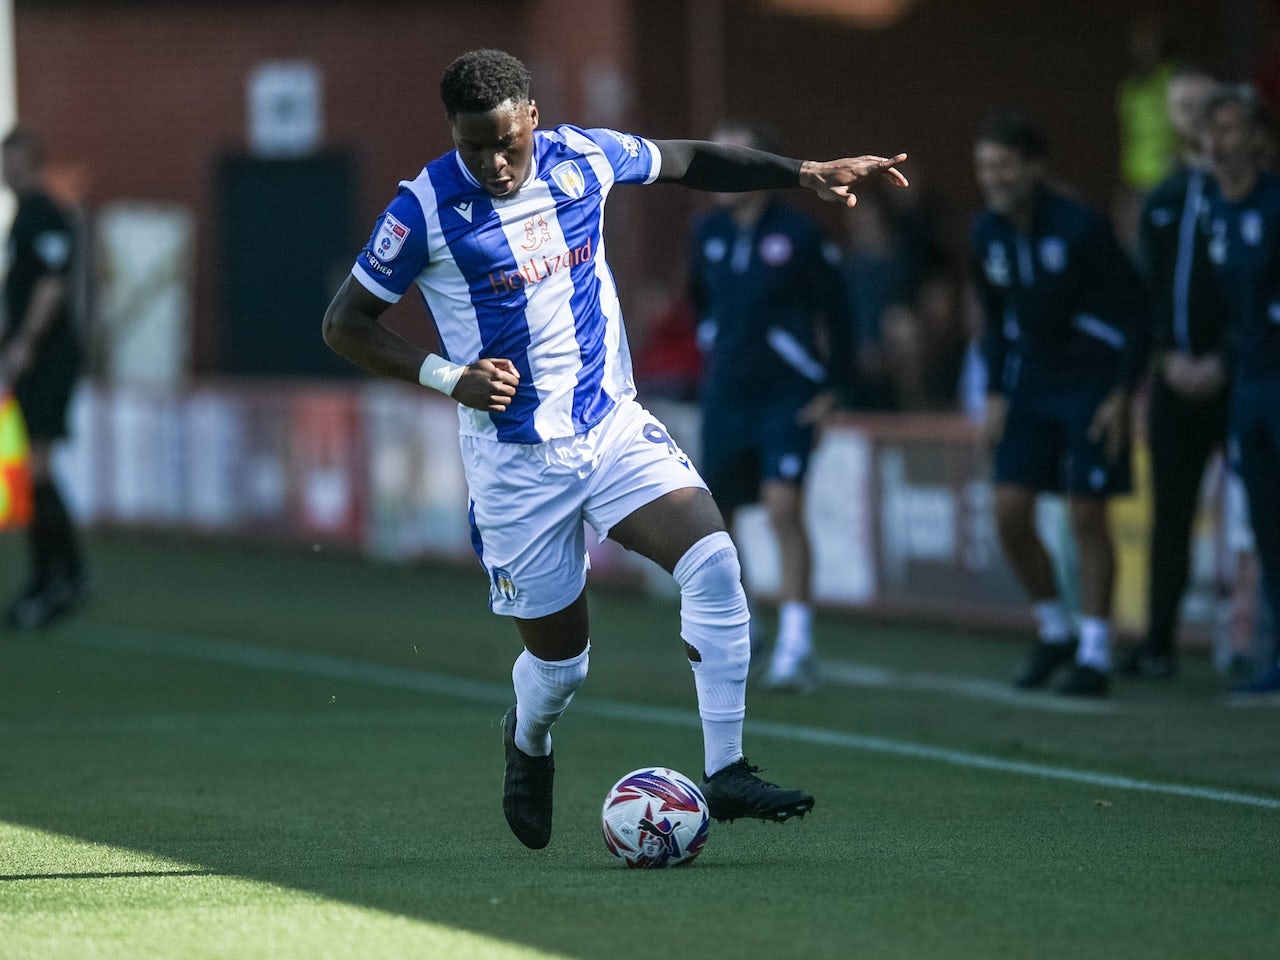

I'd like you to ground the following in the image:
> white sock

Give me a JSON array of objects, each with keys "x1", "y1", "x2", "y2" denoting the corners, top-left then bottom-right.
[
  {"x1": 775, "y1": 601, "x2": 813, "y2": 663},
  {"x1": 1077, "y1": 618, "x2": 1112, "y2": 671},
  {"x1": 692, "y1": 661, "x2": 744, "y2": 777},
  {"x1": 511, "y1": 645, "x2": 589, "y2": 757},
  {"x1": 1032, "y1": 599, "x2": 1073, "y2": 644},
  {"x1": 673, "y1": 532, "x2": 751, "y2": 778}
]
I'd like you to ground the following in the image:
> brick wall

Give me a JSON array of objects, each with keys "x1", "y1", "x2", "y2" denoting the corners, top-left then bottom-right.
[
  {"x1": 13, "y1": 0, "x2": 1246, "y2": 375},
  {"x1": 14, "y1": 0, "x2": 518, "y2": 371}
]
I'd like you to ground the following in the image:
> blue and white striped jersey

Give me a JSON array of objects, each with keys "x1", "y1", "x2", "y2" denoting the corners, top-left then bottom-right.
[{"x1": 351, "y1": 124, "x2": 663, "y2": 443}]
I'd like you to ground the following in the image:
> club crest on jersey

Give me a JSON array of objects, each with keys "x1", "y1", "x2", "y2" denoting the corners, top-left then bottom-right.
[
  {"x1": 1241, "y1": 210, "x2": 1264, "y2": 246},
  {"x1": 759, "y1": 233, "x2": 794, "y2": 266},
  {"x1": 1038, "y1": 236, "x2": 1067, "y2": 273},
  {"x1": 703, "y1": 236, "x2": 728, "y2": 263},
  {"x1": 551, "y1": 161, "x2": 587, "y2": 199},
  {"x1": 33, "y1": 230, "x2": 71, "y2": 270},
  {"x1": 1209, "y1": 218, "x2": 1228, "y2": 264},
  {"x1": 983, "y1": 241, "x2": 1011, "y2": 287},
  {"x1": 374, "y1": 213, "x2": 409, "y2": 261}
]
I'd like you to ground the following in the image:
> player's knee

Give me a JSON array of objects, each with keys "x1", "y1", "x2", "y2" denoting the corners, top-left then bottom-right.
[
  {"x1": 674, "y1": 531, "x2": 748, "y2": 621},
  {"x1": 673, "y1": 532, "x2": 750, "y2": 673},
  {"x1": 512, "y1": 646, "x2": 590, "y2": 698}
]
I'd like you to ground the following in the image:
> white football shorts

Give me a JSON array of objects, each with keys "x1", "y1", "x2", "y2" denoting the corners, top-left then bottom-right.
[{"x1": 460, "y1": 397, "x2": 707, "y2": 618}]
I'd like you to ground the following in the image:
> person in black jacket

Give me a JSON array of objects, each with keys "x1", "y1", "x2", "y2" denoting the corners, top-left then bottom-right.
[
  {"x1": 688, "y1": 118, "x2": 853, "y2": 692},
  {"x1": 0, "y1": 128, "x2": 89, "y2": 629},
  {"x1": 1122, "y1": 68, "x2": 1229, "y2": 680},
  {"x1": 1199, "y1": 84, "x2": 1280, "y2": 694},
  {"x1": 971, "y1": 114, "x2": 1149, "y2": 697}
]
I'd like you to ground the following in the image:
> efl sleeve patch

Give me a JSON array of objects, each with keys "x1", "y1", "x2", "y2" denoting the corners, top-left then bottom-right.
[
  {"x1": 354, "y1": 190, "x2": 430, "y2": 300},
  {"x1": 372, "y1": 213, "x2": 409, "y2": 261}
]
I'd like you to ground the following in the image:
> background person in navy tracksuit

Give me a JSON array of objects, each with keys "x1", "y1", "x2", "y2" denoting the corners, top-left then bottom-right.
[
  {"x1": 1200, "y1": 84, "x2": 1280, "y2": 694},
  {"x1": 1123, "y1": 68, "x2": 1230, "y2": 681},
  {"x1": 971, "y1": 114, "x2": 1149, "y2": 697},
  {"x1": 688, "y1": 118, "x2": 852, "y2": 692}
]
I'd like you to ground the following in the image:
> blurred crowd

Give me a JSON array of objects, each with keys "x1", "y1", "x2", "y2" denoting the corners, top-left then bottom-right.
[
  {"x1": 6, "y1": 18, "x2": 1278, "y2": 693},
  {"x1": 633, "y1": 173, "x2": 968, "y2": 415},
  {"x1": 623, "y1": 18, "x2": 1280, "y2": 693},
  {"x1": 631, "y1": 15, "x2": 1280, "y2": 424}
]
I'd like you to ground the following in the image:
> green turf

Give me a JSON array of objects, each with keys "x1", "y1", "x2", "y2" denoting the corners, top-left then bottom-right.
[{"x1": 1, "y1": 531, "x2": 1277, "y2": 959}]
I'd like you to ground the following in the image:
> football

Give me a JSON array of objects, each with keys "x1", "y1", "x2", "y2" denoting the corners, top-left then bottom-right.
[{"x1": 601, "y1": 767, "x2": 711, "y2": 868}]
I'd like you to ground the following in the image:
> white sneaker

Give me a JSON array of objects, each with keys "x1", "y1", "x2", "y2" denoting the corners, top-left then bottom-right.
[{"x1": 763, "y1": 652, "x2": 819, "y2": 693}]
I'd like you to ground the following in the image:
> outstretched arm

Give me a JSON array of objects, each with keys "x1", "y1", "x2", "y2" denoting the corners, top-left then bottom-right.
[{"x1": 653, "y1": 139, "x2": 907, "y2": 206}]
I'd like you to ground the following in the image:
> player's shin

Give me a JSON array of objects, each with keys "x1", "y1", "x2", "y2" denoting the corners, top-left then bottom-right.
[
  {"x1": 511, "y1": 645, "x2": 589, "y2": 756},
  {"x1": 674, "y1": 532, "x2": 751, "y2": 777}
]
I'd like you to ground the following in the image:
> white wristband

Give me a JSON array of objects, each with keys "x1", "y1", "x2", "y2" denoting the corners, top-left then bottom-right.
[{"x1": 418, "y1": 353, "x2": 466, "y2": 396}]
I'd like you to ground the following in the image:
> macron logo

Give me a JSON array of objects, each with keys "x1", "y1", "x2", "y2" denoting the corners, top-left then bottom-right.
[{"x1": 454, "y1": 201, "x2": 474, "y2": 223}]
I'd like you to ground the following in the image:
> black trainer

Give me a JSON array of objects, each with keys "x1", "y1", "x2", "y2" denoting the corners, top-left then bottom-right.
[
  {"x1": 1117, "y1": 647, "x2": 1176, "y2": 680},
  {"x1": 1013, "y1": 640, "x2": 1077, "y2": 689},
  {"x1": 700, "y1": 758, "x2": 814, "y2": 824},
  {"x1": 1056, "y1": 663, "x2": 1109, "y2": 697},
  {"x1": 500, "y1": 706, "x2": 554, "y2": 849},
  {"x1": 4, "y1": 572, "x2": 92, "y2": 631}
]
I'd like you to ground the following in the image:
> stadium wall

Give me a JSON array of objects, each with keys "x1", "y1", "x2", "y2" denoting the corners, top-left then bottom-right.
[{"x1": 12, "y1": 0, "x2": 1249, "y2": 377}]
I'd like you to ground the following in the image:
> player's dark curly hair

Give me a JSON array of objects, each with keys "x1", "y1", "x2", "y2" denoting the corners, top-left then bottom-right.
[{"x1": 440, "y1": 49, "x2": 532, "y2": 117}]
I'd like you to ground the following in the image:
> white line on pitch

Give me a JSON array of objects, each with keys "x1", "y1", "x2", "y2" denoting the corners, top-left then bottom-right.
[
  {"x1": 816, "y1": 659, "x2": 1119, "y2": 714},
  {"x1": 69, "y1": 623, "x2": 1280, "y2": 812}
]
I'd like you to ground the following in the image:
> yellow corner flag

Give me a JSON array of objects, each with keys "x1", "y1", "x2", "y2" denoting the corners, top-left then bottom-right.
[{"x1": 0, "y1": 390, "x2": 33, "y2": 529}]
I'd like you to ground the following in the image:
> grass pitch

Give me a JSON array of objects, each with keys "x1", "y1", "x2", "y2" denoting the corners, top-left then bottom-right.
[{"x1": 1, "y1": 531, "x2": 1277, "y2": 959}]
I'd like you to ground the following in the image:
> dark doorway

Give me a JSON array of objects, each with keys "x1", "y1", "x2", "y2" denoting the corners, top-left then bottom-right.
[{"x1": 217, "y1": 153, "x2": 359, "y2": 377}]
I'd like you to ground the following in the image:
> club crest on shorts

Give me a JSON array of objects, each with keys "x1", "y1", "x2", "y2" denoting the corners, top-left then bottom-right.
[
  {"x1": 374, "y1": 213, "x2": 409, "y2": 261},
  {"x1": 491, "y1": 567, "x2": 518, "y2": 602}
]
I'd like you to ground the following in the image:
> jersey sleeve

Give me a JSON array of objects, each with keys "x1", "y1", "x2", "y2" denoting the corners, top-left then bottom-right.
[
  {"x1": 807, "y1": 233, "x2": 855, "y2": 398},
  {"x1": 351, "y1": 187, "x2": 431, "y2": 303},
  {"x1": 578, "y1": 127, "x2": 662, "y2": 185},
  {"x1": 1078, "y1": 213, "x2": 1151, "y2": 388},
  {"x1": 969, "y1": 216, "x2": 1010, "y2": 396},
  {"x1": 1137, "y1": 182, "x2": 1175, "y2": 352},
  {"x1": 686, "y1": 213, "x2": 709, "y2": 315}
]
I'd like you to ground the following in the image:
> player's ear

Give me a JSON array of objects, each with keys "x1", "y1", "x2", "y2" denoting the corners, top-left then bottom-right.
[{"x1": 528, "y1": 100, "x2": 540, "y2": 131}]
